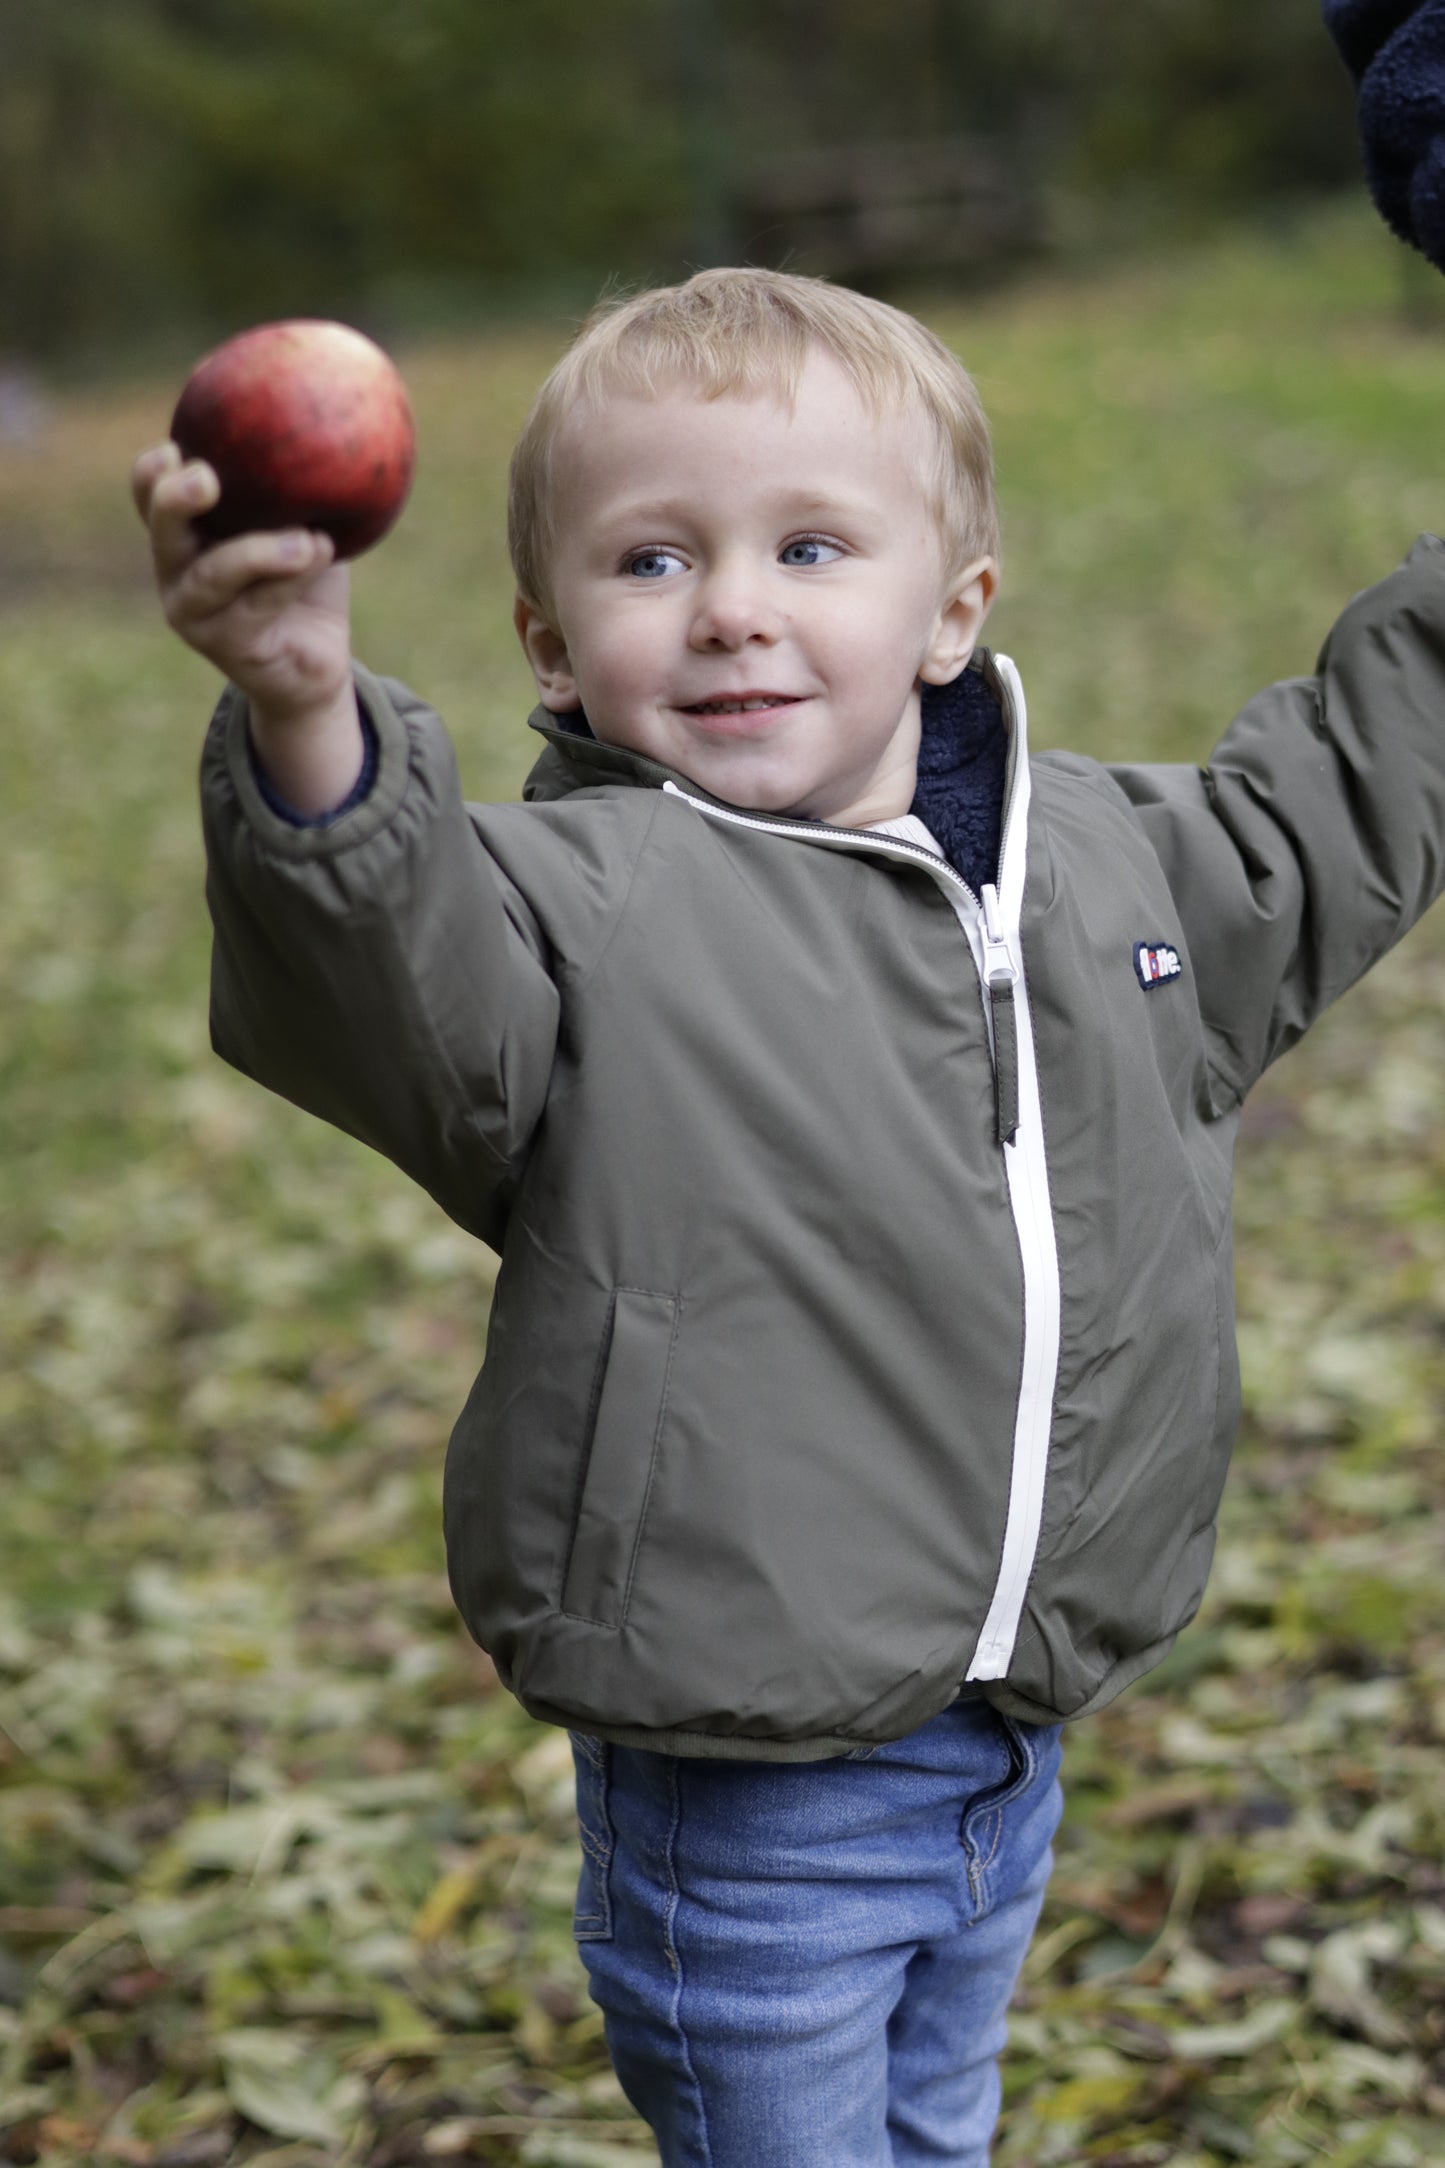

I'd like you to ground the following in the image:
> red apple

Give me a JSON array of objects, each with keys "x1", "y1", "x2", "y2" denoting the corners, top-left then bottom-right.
[{"x1": 170, "y1": 319, "x2": 416, "y2": 559}]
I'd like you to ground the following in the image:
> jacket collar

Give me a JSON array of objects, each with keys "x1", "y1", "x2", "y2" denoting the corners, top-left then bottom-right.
[{"x1": 521, "y1": 709, "x2": 703, "y2": 805}]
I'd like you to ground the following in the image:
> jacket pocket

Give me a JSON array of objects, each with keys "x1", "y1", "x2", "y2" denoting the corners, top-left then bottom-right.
[{"x1": 562, "y1": 1288, "x2": 680, "y2": 1629}]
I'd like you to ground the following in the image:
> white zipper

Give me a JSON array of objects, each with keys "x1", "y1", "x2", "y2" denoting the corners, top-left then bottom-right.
[
  {"x1": 660, "y1": 653, "x2": 1062, "y2": 1684},
  {"x1": 961, "y1": 658, "x2": 1061, "y2": 1680}
]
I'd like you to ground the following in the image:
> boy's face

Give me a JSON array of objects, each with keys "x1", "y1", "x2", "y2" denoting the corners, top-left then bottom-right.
[{"x1": 516, "y1": 349, "x2": 995, "y2": 827}]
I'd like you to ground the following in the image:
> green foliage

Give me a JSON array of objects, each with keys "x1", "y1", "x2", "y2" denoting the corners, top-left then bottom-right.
[
  {"x1": 3, "y1": 203, "x2": 1445, "y2": 2162},
  {"x1": 720, "y1": 0, "x2": 1359, "y2": 210},
  {"x1": 967, "y1": 0, "x2": 1360, "y2": 211},
  {"x1": 0, "y1": 0, "x2": 689, "y2": 364},
  {"x1": 0, "y1": 0, "x2": 1363, "y2": 366},
  {"x1": 121, "y1": 0, "x2": 684, "y2": 311}
]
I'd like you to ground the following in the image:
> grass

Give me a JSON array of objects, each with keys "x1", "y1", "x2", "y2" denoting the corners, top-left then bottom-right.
[{"x1": 3, "y1": 196, "x2": 1445, "y2": 2165}]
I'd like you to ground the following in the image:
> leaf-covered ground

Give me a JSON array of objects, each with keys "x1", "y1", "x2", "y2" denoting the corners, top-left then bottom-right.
[{"x1": 3, "y1": 203, "x2": 1445, "y2": 2166}]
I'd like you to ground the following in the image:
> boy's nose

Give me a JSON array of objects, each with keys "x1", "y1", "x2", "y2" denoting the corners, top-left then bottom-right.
[{"x1": 688, "y1": 565, "x2": 782, "y2": 650}]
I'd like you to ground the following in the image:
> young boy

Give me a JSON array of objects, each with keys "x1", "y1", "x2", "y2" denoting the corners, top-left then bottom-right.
[{"x1": 133, "y1": 265, "x2": 1445, "y2": 2165}]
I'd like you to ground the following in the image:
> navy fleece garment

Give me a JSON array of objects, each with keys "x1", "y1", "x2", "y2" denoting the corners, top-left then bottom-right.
[
  {"x1": 911, "y1": 667, "x2": 1005, "y2": 895},
  {"x1": 1324, "y1": 0, "x2": 1445, "y2": 268}
]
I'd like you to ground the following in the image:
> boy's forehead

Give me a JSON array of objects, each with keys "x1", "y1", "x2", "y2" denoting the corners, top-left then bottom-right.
[
  {"x1": 551, "y1": 351, "x2": 935, "y2": 509},
  {"x1": 562, "y1": 344, "x2": 895, "y2": 432}
]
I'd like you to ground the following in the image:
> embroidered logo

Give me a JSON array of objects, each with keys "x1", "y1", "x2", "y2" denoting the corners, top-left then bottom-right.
[{"x1": 1133, "y1": 939, "x2": 1182, "y2": 991}]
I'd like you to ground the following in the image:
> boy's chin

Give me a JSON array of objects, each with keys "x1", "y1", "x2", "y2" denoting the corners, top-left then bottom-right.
[
  {"x1": 588, "y1": 716, "x2": 847, "y2": 820},
  {"x1": 686, "y1": 757, "x2": 819, "y2": 816}
]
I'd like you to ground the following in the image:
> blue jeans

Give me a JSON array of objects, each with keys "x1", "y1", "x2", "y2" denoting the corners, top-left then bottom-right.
[{"x1": 569, "y1": 1698, "x2": 1063, "y2": 2167}]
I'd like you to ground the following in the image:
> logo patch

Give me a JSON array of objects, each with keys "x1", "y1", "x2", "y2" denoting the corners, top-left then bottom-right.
[{"x1": 1133, "y1": 939, "x2": 1182, "y2": 991}]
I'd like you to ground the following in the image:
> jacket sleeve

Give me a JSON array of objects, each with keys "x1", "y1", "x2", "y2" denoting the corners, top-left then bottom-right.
[
  {"x1": 200, "y1": 663, "x2": 563, "y2": 1246},
  {"x1": 1105, "y1": 535, "x2": 1445, "y2": 1111}
]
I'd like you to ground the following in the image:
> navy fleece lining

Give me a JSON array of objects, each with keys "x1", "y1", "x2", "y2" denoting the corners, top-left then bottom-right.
[{"x1": 910, "y1": 668, "x2": 1005, "y2": 896}]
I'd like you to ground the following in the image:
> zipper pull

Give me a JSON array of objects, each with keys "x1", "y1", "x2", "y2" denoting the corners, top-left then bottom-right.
[
  {"x1": 980, "y1": 883, "x2": 1018, "y2": 987},
  {"x1": 981, "y1": 884, "x2": 1020, "y2": 1147}
]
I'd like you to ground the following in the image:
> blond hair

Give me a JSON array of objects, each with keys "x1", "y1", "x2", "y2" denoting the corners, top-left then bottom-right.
[{"x1": 508, "y1": 266, "x2": 998, "y2": 622}]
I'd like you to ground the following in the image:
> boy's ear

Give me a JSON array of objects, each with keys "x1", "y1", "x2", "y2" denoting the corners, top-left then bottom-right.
[
  {"x1": 918, "y1": 556, "x2": 998, "y2": 687},
  {"x1": 514, "y1": 594, "x2": 582, "y2": 712}
]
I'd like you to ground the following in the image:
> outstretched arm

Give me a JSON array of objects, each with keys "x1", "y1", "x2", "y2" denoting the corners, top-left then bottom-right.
[
  {"x1": 132, "y1": 440, "x2": 563, "y2": 1246},
  {"x1": 198, "y1": 667, "x2": 565, "y2": 1248},
  {"x1": 132, "y1": 441, "x2": 365, "y2": 814},
  {"x1": 1107, "y1": 537, "x2": 1445, "y2": 1110}
]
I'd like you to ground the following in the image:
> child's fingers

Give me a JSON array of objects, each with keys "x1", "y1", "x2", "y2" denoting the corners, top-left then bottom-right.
[
  {"x1": 166, "y1": 529, "x2": 336, "y2": 629},
  {"x1": 147, "y1": 458, "x2": 222, "y2": 581},
  {"x1": 130, "y1": 440, "x2": 182, "y2": 523}
]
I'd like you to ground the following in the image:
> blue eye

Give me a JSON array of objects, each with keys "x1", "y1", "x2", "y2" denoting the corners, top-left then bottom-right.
[
  {"x1": 780, "y1": 536, "x2": 843, "y2": 568},
  {"x1": 626, "y1": 549, "x2": 686, "y2": 579}
]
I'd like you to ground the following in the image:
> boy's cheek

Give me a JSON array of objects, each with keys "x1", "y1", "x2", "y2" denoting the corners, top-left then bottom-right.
[{"x1": 579, "y1": 643, "x2": 672, "y2": 718}]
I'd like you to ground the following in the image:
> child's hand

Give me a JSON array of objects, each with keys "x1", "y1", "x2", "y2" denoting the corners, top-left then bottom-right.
[
  {"x1": 132, "y1": 441, "x2": 366, "y2": 813},
  {"x1": 133, "y1": 440, "x2": 351, "y2": 713}
]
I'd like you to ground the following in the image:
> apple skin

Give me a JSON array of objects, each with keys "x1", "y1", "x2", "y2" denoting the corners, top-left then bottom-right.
[{"x1": 170, "y1": 320, "x2": 416, "y2": 559}]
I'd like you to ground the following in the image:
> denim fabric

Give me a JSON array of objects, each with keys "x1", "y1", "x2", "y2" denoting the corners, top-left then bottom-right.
[{"x1": 569, "y1": 1699, "x2": 1063, "y2": 2167}]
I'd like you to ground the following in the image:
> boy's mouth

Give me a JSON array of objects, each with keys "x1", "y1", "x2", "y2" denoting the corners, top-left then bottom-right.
[{"x1": 683, "y1": 694, "x2": 805, "y2": 717}]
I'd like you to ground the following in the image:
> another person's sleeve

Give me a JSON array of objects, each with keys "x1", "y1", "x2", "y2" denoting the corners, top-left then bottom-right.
[
  {"x1": 200, "y1": 664, "x2": 563, "y2": 1246},
  {"x1": 1106, "y1": 535, "x2": 1445, "y2": 1110},
  {"x1": 1322, "y1": 0, "x2": 1445, "y2": 270}
]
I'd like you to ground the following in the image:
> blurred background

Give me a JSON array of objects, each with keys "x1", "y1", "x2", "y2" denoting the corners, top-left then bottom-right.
[
  {"x1": 6, "y1": 4, "x2": 1445, "y2": 2166},
  {"x1": 0, "y1": 0, "x2": 1364, "y2": 376}
]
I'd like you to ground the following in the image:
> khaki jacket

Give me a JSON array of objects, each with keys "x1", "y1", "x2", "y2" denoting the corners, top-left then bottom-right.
[{"x1": 201, "y1": 538, "x2": 1445, "y2": 1755}]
